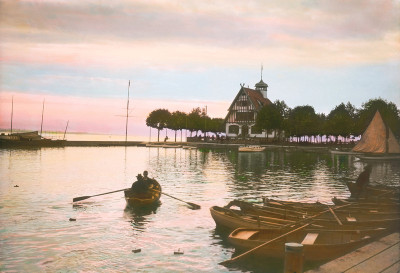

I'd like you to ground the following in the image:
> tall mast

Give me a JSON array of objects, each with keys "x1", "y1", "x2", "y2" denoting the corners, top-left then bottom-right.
[
  {"x1": 10, "y1": 96, "x2": 14, "y2": 134},
  {"x1": 63, "y1": 120, "x2": 69, "y2": 140},
  {"x1": 125, "y1": 80, "x2": 130, "y2": 143},
  {"x1": 40, "y1": 99, "x2": 45, "y2": 136}
]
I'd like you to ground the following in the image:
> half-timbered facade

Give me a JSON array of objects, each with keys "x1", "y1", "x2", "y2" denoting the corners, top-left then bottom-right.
[{"x1": 225, "y1": 78, "x2": 275, "y2": 138}]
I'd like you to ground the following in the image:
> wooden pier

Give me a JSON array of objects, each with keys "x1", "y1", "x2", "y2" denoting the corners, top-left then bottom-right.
[{"x1": 306, "y1": 232, "x2": 399, "y2": 273}]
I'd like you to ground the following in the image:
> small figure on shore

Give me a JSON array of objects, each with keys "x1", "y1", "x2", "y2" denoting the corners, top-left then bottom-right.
[
  {"x1": 355, "y1": 165, "x2": 372, "y2": 196},
  {"x1": 164, "y1": 136, "x2": 169, "y2": 142},
  {"x1": 131, "y1": 171, "x2": 154, "y2": 193}
]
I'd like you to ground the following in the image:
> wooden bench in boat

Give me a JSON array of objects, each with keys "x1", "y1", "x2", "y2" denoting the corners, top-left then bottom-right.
[
  {"x1": 235, "y1": 230, "x2": 259, "y2": 240},
  {"x1": 346, "y1": 216, "x2": 357, "y2": 222},
  {"x1": 301, "y1": 233, "x2": 319, "y2": 245}
]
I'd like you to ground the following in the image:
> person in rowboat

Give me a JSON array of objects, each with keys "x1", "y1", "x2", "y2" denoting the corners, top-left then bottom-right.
[{"x1": 131, "y1": 171, "x2": 155, "y2": 194}]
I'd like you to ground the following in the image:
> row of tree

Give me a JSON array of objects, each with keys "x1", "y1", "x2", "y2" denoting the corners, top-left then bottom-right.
[
  {"x1": 146, "y1": 98, "x2": 400, "y2": 143},
  {"x1": 146, "y1": 107, "x2": 224, "y2": 142},
  {"x1": 255, "y1": 98, "x2": 400, "y2": 142}
]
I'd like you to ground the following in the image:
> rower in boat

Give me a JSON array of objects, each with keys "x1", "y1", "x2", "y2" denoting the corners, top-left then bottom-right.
[
  {"x1": 131, "y1": 171, "x2": 154, "y2": 193},
  {"x1": 124, "y1": 171, "x2": 162, "y2": 207}
]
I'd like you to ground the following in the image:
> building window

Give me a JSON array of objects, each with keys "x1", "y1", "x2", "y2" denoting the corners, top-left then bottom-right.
[
  {"x1": 236, "y1": 100, "x2": 248, "y2": 107},
  {"x1": 236, "y1": 112, "x2": 254, "y2": 121},
  {"x1": 228, "y1": 125, "x2": 239, "y2": 134}
]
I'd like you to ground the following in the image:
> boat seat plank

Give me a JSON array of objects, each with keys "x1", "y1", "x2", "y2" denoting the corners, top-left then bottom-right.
[
  {"x1": 236, "y1": 230, "x2": 259, "y2": 240},
  {"x1": 347, "y1": 216, "x2": 357, "y2": 222},
  {"x1": 302, "y1": 233, "x2": 319, "y2": 245}
]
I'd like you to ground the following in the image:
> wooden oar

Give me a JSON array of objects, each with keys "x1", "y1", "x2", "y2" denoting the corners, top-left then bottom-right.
[
  {"x1": 219, "y1": 203, "x2": 352, "y2": 265},
  {"x1": 73, "y1": 188, "x2": 129, "y2": 202},
  {"x1": 152, "y1": 189, "x2": 200, "y2": 210},
  {"x1": 328, "y1": 207, "x2": 343, "y2": 225}
]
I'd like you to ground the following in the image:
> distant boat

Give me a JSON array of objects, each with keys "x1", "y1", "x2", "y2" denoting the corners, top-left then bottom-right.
[
  {"x1": 329, "y1": 149, "x2": 362, "y2": 155},
  {"x1": 0, "y1": 131, "x2": 66, "y2": 148},
  {"x1": 162, "y1": 144, "x2": 182, "y2": 148},
  {"x1": 352, "y1": 111, "x2": 400, "y2": 160},
  {"x1": 146, "y1": 143, "x2": 164, "y2": 147},
  {"x1": 182, "y1": 146, "x2": 197, "y2": 150},
  {"x1": 238, "y1": 146, "x2": 266, "y2": 152}
]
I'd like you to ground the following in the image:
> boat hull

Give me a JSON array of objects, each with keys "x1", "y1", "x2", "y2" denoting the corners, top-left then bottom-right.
[
  {"x1": 124, "y1": 180, "x2": 161, "y2": 208},
  {"x1": 228, "y1": 227, "x2": 386, "y2": 262}
]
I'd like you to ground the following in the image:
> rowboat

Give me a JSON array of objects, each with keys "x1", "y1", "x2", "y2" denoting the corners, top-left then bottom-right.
[
  {"x1": 263, "y1": 198, "x2": 327, "y2": 210},
  {"x1": 238, "y1": 146, "x2": 266, "y2": 152},
  {"x1": 346, "y1": 182, "x2": 399, "y2": 199},
  {"x1": 228, "y1": 227, "x2": 386, "y2": 262},
  {"x1": 228, "y1": 200, "x2": 400, "y2": 220},
  {"x1": 332, "y1": 197, "x2": 400, "y2": 209},
  {"x1": 224, "y1": 200, "x2": 400, "y2": 230},
  {"x1": 124, "y1": 180, "x2": 162, "y2": 207},
  {"x1": 210, "y1": 206, "x2": 295, "y2": 231}
]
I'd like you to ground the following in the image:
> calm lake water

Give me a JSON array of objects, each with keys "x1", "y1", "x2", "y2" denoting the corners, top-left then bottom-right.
[{"x1": 0, "y1": 145, "x2": 399, "y2": 272}]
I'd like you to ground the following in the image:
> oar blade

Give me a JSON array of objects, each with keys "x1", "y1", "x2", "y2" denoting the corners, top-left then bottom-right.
[
  {"x1": 72, "y1": 196, "x2": 91, "y2": 202},
  {"x1": 187, "y1": 202, "x2": 201, "y2": 210}
]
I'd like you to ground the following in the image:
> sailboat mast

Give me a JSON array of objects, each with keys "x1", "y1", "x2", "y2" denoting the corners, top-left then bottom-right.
[
  {"x1": 10, "y1": 96, "x2": 13, "y2": 134},
  {"x1": 40, "y1": 99, "x2": 45, "y2": 136},
  {"x1": 63, "y1": 120, "x2": 69, "y2": 140},
  {"x1": 125, "y1": 81, "x2": 130, "y2": 143}
]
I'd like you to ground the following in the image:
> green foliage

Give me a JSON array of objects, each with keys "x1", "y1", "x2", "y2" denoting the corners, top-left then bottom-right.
[
  {"x1": 325, "y1": 102, "x2": 356, "y2": 138},
  {"x1": 146, "y1": 109, "x2": 171, "y2": 141},
  {"x1": 287, "y1": 105, "x2": 319, "y2": 138},
  {"x1": 356, "y1": 98, "x2": 400, "y2": 136},
  {"x1": 254, "y1": 103, "x2": 283, "y2": 139}
]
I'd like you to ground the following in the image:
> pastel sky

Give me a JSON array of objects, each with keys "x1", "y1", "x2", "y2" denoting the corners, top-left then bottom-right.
[{"x1": 1, "y1": 0, "x2": 399, "y2": 139}]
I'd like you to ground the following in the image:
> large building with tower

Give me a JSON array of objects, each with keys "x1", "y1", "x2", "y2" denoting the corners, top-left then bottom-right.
[{"x1": 224, "y1": 73, "x2": 277, "y2": 139}]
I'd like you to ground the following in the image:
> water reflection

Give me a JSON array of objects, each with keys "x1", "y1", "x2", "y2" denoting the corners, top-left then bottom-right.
[
  {"x1": 123, "y1": 203, "x2": 160, "y2": 231},
  {"x1": 1, "y1": 146, "x2": 399, "y2": 273}
]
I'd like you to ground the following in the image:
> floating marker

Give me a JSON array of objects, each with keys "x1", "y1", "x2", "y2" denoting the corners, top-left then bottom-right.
[
  {"x1": 132, "y1": 249, "x2": 141, "y2": 253},
  {"x1": 174, "y1": 248, "x2": 184, "y2": 255},
  {"x1": 69, "y1": 218, "x2": 76, "y2": 221}
]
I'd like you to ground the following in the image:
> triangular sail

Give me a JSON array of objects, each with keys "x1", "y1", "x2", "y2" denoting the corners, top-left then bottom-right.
[
  {"x1": 387, "y1": 127, "x2": 400, "y2": 153},
  {"x1": 352, "y1": 111, "x2": 400, "y2": 154}
]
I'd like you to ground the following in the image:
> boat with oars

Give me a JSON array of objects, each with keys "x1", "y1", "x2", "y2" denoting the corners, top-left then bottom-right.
[
  {"x1": 124, "y1": 179, "x2": 162, "y2": 208},
  {"x1": 227, "y1": 226, "x2": 387, "y2": 262}
]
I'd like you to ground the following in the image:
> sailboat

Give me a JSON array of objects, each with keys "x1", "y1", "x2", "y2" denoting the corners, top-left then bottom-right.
[
  {"x1": 352, "y1": 111, "x2": 400, "y2": 160},
  {"x1": 0, "y1": 98, "x2": 66, "y2": 148}
]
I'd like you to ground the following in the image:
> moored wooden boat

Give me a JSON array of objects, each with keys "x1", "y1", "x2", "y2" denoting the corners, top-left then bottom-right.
[
  {"x1": 228, "y1": 199, "x2": 400, "y2": 221},
  {"x1": 210, "y1": 206, "x2": 294, "y2": 231},
  {"x1": 346, "y1": 182, "x2": 399, "y2": 199},
  {"x1": 228, "y1": 227, "x2": 387, "y2": 262},
  {"x1": 238, "y1": 146, "x2": 266, "y2": 152},
  {"x1": 224, "y1": 200, "x2": 400, "y2": 230},
  {"x1": 124, "y1": 180, "x2": 162, "y2": 207},
  {"x1": 332, "y1": 197, "x2": 400, "y2": 208}
]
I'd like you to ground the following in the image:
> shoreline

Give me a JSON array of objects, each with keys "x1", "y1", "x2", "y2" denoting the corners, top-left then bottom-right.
[{"x1": 0, "y1": 139, "x2": 354, "y2": 150}]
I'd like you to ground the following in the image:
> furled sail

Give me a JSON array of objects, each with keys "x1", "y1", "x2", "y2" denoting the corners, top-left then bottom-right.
[{"x1": 352, "y1": 111, "x2": 400, "y2": 154}]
